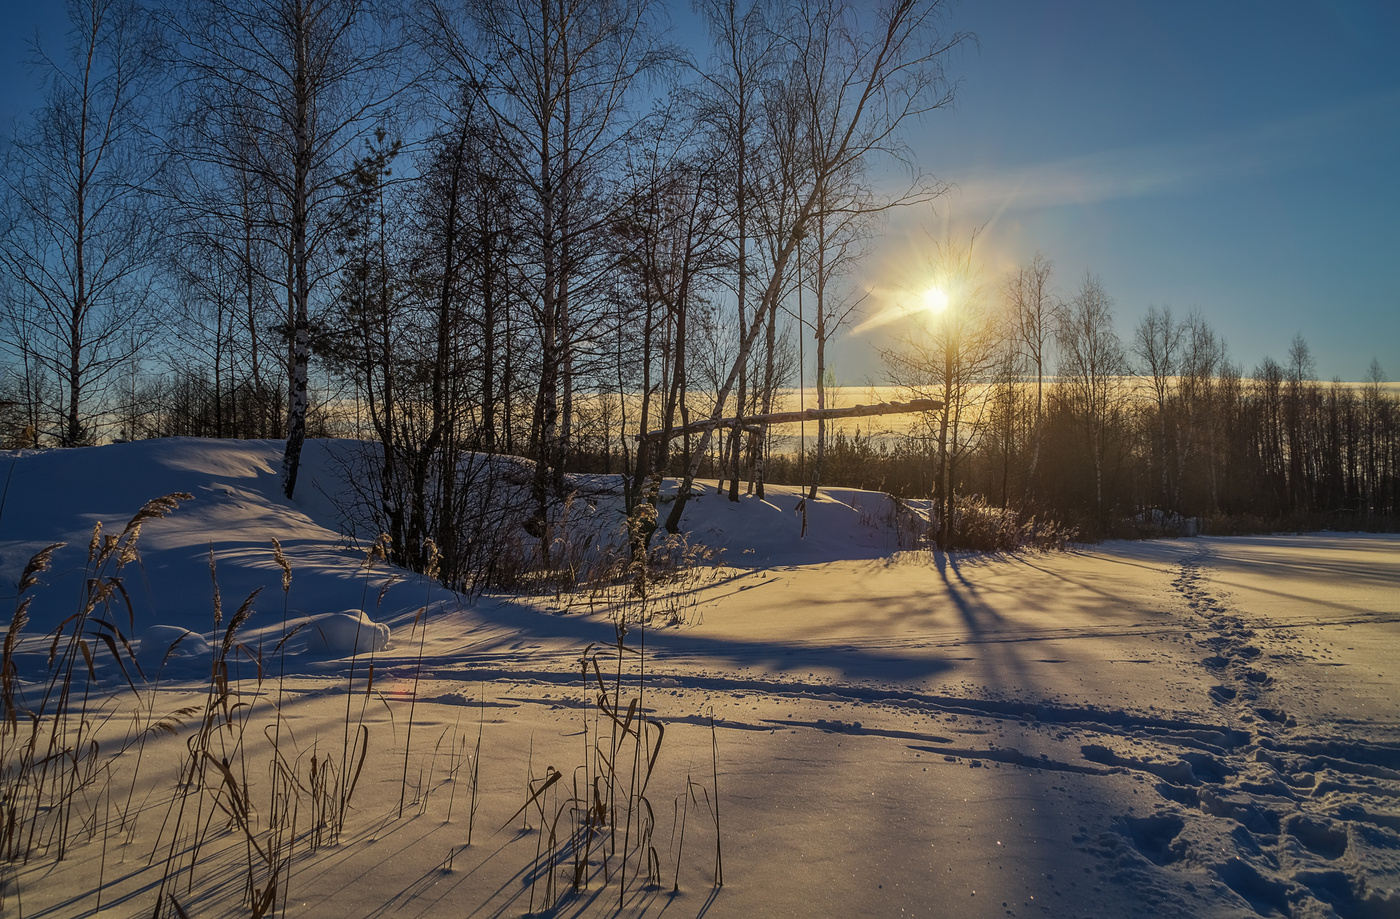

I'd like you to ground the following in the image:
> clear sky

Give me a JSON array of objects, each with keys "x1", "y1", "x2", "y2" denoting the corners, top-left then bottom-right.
[
  {"x1": 0, "y1": 4, "x2": 67, "y2": 126},
  {"x1": 3, "y1": 1, "x2": 1397, "y2": 384}
]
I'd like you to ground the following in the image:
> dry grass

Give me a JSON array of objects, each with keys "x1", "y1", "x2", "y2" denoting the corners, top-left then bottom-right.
[
  {"x1": 939, "y1": 495, "x2": 1079, "y2": 552},
  {"x1": 0, "y1": 495, "x2": 723, "y2": 917},
  {"x1": 504, "y1": 579, "x2": 723, "y2": 914}
]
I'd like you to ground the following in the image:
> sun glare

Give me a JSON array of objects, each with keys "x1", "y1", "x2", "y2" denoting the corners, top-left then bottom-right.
[{"x1": 921, "y1": 285, "x2": 949, "y2": 314}]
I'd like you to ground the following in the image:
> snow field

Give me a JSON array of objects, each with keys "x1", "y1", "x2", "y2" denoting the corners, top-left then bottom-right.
[{"x1": 0, "y1": 438, "x2": 1397, "y2": 917}]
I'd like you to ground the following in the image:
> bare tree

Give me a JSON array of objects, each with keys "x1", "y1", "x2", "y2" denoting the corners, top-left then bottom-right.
[
  {"x1": 164, "y1": 0, "x2": 405, "y2": 496},
  {"x1": 691, "y1": 0, "x2": 784, "y2": 503},
  {"x1": 882, "y1": 231, "x2": 1000, "y2": 548},
  {"x1": 1284, "y1": 332, "x2": 1316, "y2": 513},
  {"x1": 1361, "y1": 358, "x2": 1388, "y2": 517},
  {"x1": 778, "y1": 3, "x2": 881, "y2": 500},
  {"x1": 1056, "y1": 272, "x2": 1128, "y2": 524},
  {"x1": 1177, "y1": 311, "x2": 1226, "y2": 513},
  {"x1": 804, "y1": 194, "x2": 871, "y2": 500},
  {"x1": 612, "y1": 113, "x2": 726, "y2": 527},
  {"x1": 666, "y1": 0, "x2": 967, "y2": 533},
  {"x1": 1133, "y1": 304, "x2": 1183, "y2": 510},
  {"x1": 163, "y1": 128, "x2": 289, "y2": 440},
  {"x1": 162, "y1": 160, "x2": 292, "y2": 440},
  {"x1": 423, "y1": 0, "x2": 671, "y2": 559},
  {"x1": 1251, "y1": 355, "x2": 1288, "y2": 512},
  {"x1": 1003, "y1": 252, "x2": 1056, "y2": 498},
  {"x1": 397, "y1": 91, "x2": 532, "y2": 584},
  {"x1": 0, "y1": 0, "x2": 162, "y2": 446},
  {"x1": 981, "y1": 335, "x2": 1026, "y2": 507}
]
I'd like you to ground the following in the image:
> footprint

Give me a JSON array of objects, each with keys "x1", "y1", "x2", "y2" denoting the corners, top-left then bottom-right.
[
  {"x1": 1117, "y1": 814, "x2": 1186, "y2": 865},
  {"x1": 1285, "y1": 814, "x2": 1348, "y2": 859}
]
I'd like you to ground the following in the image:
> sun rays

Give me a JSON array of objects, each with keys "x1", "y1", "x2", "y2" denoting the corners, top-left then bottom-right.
[{"x1": 920, "y1": 284, "x2": 949, "y2": 315}]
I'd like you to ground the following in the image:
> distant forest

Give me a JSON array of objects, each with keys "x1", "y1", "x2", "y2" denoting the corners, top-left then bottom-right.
[{"x1": 2, "y1": 0, "x2": 1395, "y2": 585}]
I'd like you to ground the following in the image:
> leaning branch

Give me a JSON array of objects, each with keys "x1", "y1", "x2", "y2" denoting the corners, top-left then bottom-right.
[{"x1": 638, "y1": 399, "x2": 943, "y2": 441}]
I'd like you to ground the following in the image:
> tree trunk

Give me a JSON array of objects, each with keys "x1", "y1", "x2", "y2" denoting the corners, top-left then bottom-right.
[{"x1": 281, "y1": 2, "x2": 312, "y2": 499}]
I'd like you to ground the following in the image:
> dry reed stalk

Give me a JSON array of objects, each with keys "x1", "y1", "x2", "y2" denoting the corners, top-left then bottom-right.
[
  {"x1": 149, "y1": 578, "x2": 260, "y2": 917},
  {"x1": 710, "y1": 711, "x2": 722, "y2": 887},
  {"x1": 515, "y1": 764, "x2": 565, "y2": 913},
  {"x1": 414, "y1": 726, "x2": 452, "y2": 816},
  {"x1": 0, "y1": 496, "x2": 218, "y2": 914},
  {"x1": 332, "y1": 533, "x2": 391, "y2": 842},
  {"x1": 466, "y1": 689, "x2": 484, "y2": 844},
  {"x1": 16, "y1": 498, "x2": 186, "y2": 870},
  {"x1": 398, "y1": 541, "x2": 437, "y2": 817},
  {"x1": 671, "y1": 779, "x2": 693, "y2": 892}
]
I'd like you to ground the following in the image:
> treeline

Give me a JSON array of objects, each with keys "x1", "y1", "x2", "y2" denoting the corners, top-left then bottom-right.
[
  {"x1": 827, "y1": 257, "x2": 1399, "y2": 542},
  {"x1": 0, "y1": 0, "x2": 971, "y2": 584},
  {"x1": 807, "y1": 361, "x2": 1400, "y2": 537}
]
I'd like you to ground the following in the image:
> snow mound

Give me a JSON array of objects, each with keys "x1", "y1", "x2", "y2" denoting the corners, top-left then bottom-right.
[
  {"x1": 135, "y1": 625, "x2": 212, "y2": 678},
  {"x1": 302, "y1": 611, "x2": 391, "y2": 657}
]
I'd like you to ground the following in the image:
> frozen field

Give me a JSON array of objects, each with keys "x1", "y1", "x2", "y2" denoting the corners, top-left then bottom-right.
[{"x1": 1, "y1": 438, "x2": 1397, "y2": 918}]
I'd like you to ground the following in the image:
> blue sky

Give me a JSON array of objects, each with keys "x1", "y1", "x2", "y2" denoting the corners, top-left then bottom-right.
[
  {"x1": 854, "y1": 0, "x2": 1400, "y2": 384},
  {"x1": 3, "y1": 1, "x2": 1397, "y2": 383}
]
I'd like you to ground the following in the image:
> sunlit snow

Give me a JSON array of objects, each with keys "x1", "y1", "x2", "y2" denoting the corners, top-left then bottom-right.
[{"x1": 0, "y1": 438, "x2": 1396, "y2": 918}]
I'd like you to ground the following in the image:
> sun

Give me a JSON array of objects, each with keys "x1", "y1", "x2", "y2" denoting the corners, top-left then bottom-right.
[{"x1": 920, "y1": 284, "x2": 949, "y2": 314}]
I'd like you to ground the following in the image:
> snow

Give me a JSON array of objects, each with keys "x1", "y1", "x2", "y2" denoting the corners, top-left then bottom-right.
[
  {"x1": 302, "y1": 611, "x2": 393, "y2": 657},
  {"x1": 1, "y1": 437, "x2": 1398, "y2": 918}
]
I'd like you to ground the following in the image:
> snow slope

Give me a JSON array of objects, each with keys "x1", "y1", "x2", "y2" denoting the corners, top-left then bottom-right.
[{"x1": 1, "y1": 438, "x2": 1398, "y2": 918}]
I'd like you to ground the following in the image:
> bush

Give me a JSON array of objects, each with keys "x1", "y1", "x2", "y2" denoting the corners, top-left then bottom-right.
[{"x1": 939, "y1": 495, "x2": 1077, "y2": 553}]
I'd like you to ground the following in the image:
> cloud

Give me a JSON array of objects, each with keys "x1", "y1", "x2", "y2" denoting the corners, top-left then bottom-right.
[
  {"x1": 850, "y1": 286, "x2": 920, "y2": 335},
  {"x1": 936, "y1": 91, "x2": 1400, "y2": 216}
]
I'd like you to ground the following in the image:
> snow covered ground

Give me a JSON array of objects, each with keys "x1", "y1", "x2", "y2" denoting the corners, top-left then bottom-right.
[{"x1": 1, "y1": 438, "x2": 1397, "y2": 918}]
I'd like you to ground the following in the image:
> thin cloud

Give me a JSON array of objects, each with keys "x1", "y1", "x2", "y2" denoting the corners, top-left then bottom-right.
[
  {"x1": 939, "y1": 91, "x2": 1400, "y2": 214},
  {"x1": 850, "y1": 286, "x2": 919, "y2": 335}
]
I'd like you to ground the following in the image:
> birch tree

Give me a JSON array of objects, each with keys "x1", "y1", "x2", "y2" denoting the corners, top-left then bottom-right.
[
  {"x1": 165, "y1": 0, "x2": 404, "y2": 496},
  {"x1": 1056, "y1": 272, "x2": 1128, "y2": 524},
  {"x1": 665, "y1": 0, "x2": 966, "y2": 533},
  {"x1": 0, "y1": 0, "x2": 162, "y2": 446},
  {"x1": 422, "y1": 0, "x2": 670, "y2": 557}
]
